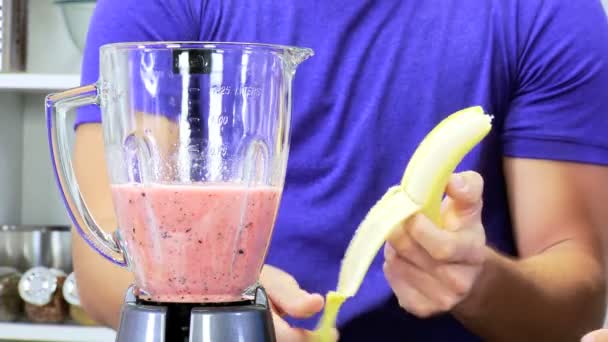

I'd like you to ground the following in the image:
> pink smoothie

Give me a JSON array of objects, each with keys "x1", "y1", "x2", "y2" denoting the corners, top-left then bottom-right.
[{"x1": 110, "y1": 183, "x2": 280, "y2": 303}]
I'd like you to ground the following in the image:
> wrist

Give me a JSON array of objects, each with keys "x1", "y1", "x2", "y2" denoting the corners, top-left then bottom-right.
[{"x1": 451, "y1": 247, "x2": 505, "y2": 321}]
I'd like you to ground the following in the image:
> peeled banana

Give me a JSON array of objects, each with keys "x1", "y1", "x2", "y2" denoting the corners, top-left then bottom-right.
[{"x1": 313, "y1": 106, "x2": 492, "y2": 341}]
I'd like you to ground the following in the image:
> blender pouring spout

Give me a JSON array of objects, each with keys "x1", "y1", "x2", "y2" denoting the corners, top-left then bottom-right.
[{"x1": 284, "y1": 47, "x2": 314, "y2": 72}]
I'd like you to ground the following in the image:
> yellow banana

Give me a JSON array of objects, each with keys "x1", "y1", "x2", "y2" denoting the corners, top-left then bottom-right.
[
  {"x1": 313, "y1": 106, "x2": 492, "y2": 342},
  {"x1": 401, "y1": 106, "x2": 493, "y2": 225}
]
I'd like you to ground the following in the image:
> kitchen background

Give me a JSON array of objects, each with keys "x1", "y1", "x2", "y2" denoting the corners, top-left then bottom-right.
[
  {"x1": 0, "y1": 0, "x2": 81, "y2": 227},
  {"x1": 0, "y1": 1, "x2": 607, "y2": 342},
  {"x1": 0, "y1": 1, "x2": 116, "y2": 341},
  {"x1": 5, "y1": 1, "x2": 608, "y2": 226}
]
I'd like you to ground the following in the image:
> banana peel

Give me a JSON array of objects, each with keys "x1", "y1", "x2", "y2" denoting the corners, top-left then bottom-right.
[{"x1": 313, "y1": 106, "x2": 492, "y2": 341}]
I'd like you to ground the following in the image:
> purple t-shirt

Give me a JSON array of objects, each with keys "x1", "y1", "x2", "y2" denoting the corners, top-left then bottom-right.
[{"x1": 78, "y1": 0, "x2": 608, "y2": 340}]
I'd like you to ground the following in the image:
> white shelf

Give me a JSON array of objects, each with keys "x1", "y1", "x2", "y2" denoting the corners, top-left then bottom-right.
[
  {"x1": 0, "y1": 73, "x2": 80, "y2": 93},
  {"x1": 0, "y1": 322, "x2": 116, "y2": 342}
]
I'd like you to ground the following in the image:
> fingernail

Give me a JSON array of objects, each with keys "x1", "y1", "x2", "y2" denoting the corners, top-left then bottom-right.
[
  {"x1": 452, "y1": 173, "x2": 468, "y2": 191},
  {"x1": 384, "y1": 243, "x2": 396, "y2": 259}
]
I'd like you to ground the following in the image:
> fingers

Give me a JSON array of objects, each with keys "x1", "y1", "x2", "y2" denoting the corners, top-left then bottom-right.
[
  {"x1": 434, "y1": 263, "x2": 478, "y2": 297},
  {"x1": 260, "y1": 265, "x2": 336, "y2": 342},
  {"x1": 383, "y1": 256, "x2": 441, "y2": 318},
  {"x1": 443, "y1": 171, "x2": 484, "y2": 228},
  {"x1": 384, "y1": 171, "x2": 486, "y2": 319},
  {"x1": 407, "y1": 214, "x2": 485, "y2": 264},
  {"x1": 385, "y1": 244, "x2": 476, "y2": 310},
  {"x1": 272, "y1": 310, "x2": 339, "y2": 342},
  {"x1": 384, "y1": 247, "x2": 453, "y2": 309},
  {"x1": 272, "y1": 312, "x2": 315, "y2": 342},
  {"x1": 260, "y1": 265, "x2": 324, "y2": 319},
  {"x1": 389, "y1": 171, "x2": 485, "y2": 265},
  {"x1": 385, "y1": 234, "x2": 436, "y2": 270}
]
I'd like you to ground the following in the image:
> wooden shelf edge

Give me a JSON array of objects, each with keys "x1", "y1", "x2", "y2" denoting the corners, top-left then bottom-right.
[{"x1": 0, "y1": 73, "x2": 81, "y2": 93}]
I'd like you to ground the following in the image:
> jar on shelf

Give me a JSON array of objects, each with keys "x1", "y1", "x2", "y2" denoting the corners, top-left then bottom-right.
[
  {"x1": 0, "y1": 266, "x2": 23, "y2": 321},
  {"x1": 62, "y1": 272, "x2": 98, "y2": 326},
  {"x1": 18, "y1": 266, "x2": 69, "y2": 323}
]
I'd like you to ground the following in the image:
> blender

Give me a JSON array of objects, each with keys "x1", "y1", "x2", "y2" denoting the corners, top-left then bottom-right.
[{"x1": 46, "y1": 42, "x2": 313, "y2": 341}]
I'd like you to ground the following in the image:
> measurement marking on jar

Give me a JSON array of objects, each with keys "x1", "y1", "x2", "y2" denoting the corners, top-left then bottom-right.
[
  {"x1": 211, "y1": 85, "x2": 262, "y2": 97},
  {"x1": 217, "y1": 114, "x2": 229, "y2": 126}
]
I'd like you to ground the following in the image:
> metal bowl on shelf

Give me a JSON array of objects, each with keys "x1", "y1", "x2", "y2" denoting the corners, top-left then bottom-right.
[
  {"x1": 54, "y1": 0, "x2": 97, "y2": 52},
  {"x1": 0, "y1": 225, "x2": 72, "y2": 273}
]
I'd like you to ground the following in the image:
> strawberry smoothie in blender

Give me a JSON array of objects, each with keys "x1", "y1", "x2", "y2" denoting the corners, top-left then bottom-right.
[{"x1": 111, "y1": 183, "x2": 281, "y2": 303}]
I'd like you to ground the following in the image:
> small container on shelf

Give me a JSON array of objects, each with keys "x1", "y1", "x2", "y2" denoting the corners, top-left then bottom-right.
[
  {"x1": 0, "y1": 267, "x2": 23, "y2": 322},
  {"x1": 63, "y1": 272, "x2": 98, "y2": 326},
  {"x1": 18, "y1": 266, "x2": 69, "y2": 323},
  {"x1": 54, "y1": 0, "x2": 96, "y2": 52}
]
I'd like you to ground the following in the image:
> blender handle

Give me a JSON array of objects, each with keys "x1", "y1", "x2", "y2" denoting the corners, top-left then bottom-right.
[{"x1": 46, "y1": 84, "x2": 127, "y2": 267}]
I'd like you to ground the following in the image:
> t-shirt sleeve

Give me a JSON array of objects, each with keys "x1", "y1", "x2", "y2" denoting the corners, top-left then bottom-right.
[
  {"x1": 75, "y1": 0, "x2": 202, "y2": 127},
  {"x1": 503, "y1": 0, "x2": 608, "y2": 166}
]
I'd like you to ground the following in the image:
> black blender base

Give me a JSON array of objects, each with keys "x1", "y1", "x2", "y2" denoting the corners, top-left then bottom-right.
[{"x1": 116, "y1": 286, "x2": 276, "y2": 342}]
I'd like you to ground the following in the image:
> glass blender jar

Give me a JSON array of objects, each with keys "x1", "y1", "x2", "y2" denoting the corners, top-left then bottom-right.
[{"x1": 46, "y1": 42, "x2": 313, "y2": 341}]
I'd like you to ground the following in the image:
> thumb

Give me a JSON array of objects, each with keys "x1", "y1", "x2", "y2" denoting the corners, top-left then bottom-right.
[
  {"x1": 261, "y1": 265, "x2": 324, "y2": 319},
  {"x1": 273, "y1": 311, "x2": 340, "y2": 342},
  {"x1": 443, "y1": 171, "x2": 484, "y2": 228}
]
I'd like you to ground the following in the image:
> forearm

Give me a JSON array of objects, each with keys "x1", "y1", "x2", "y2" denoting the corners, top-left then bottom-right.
[
  {"x1": 72, "y1": 228, "x2": 133, "y2": 329},
  {"x1": 453, "y1": 244, "x2": 606, "y2": 342},
  {"x1": 73, "y1": 124, "x2": 135, "y2": 329}
]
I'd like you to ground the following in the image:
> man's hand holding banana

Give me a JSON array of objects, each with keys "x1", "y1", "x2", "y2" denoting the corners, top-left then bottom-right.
[
  {"x1": 314, "y1": 106, "x2": 493, "y2": 341},
  {"x1": 385, "y1": 171, "x2": 486, "y2": 318}
]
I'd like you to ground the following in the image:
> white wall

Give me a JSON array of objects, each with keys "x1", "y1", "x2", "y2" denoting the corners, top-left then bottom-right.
[
  {"x1": 18, "y1": 0, "x2": 82, "y2": 225},
  {"x1": 27, "y1": 0, "x2": 82, "y2": 73},
  {"x1": 20, "y1": 94, "x2": 72, "y2": 225},
  {"x1": 0, "y1": 94, "x2": 23, "y2": 224},
  {"x1": 0, "y1": 0, "x2": 82, "y2": 225}
]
